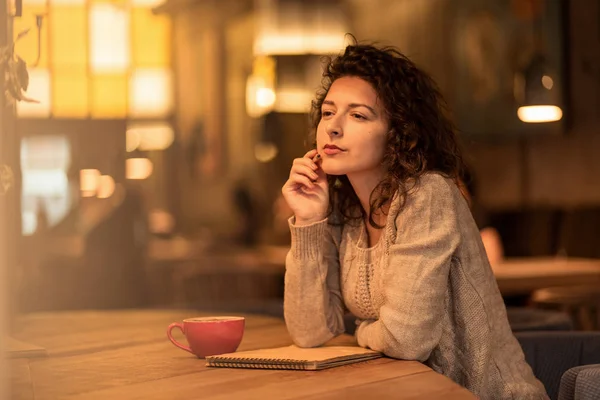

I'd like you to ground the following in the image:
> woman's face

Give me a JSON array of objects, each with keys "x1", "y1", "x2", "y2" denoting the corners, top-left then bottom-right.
[{"x1": 316, "y1": 76, "x2": 390, "y2": 178}]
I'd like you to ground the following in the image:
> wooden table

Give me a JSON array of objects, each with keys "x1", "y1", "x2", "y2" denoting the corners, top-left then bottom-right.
[
  {"x1": 9, "y1": 310, "x2": 476, "y2": 400},
  {"x1": 494, "y1": 257, "x2": 600, "y2": 296}
]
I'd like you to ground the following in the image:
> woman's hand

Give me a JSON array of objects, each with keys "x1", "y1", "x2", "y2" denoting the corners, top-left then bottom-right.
[{"x1": 282, "y1": 149, "x2": 329, "y2": 226}]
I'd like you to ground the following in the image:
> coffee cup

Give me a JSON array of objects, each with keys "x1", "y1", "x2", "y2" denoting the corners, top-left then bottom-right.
[{"x1": 167, "y1": 316, "x2": 245, "y2": 358}]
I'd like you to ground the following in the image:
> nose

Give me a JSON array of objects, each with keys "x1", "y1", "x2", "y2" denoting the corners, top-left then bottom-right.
[{"x1": 326, "y1": 119, "x2": 343, "y2": 138}]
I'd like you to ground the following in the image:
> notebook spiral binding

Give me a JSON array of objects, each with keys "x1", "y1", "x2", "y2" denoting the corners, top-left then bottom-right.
[{"x1": 207, "y1": 358, "x2": 309, "y2": 370}]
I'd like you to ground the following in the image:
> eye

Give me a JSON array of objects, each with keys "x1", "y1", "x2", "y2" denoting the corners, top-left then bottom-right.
[
  {"x1": 352, "y1": 113, "x2": 366, "y2": 120},
  {"x1": 322, "y1": 110, "x2": 334, "y2": 117}
]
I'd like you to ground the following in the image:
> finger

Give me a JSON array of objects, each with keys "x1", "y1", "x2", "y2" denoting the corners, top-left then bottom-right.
[
  {"x1": 288, "y1": 173, "x2": 315, "y2": 190},
  {"x1": 290, "y1": 165, "x2": 319, "y2": 181},
  {"x1": 314, "y1": 164, "x2": 327, "y2": 181},
  {"x1": 293, "y1": 157, "x2": 318, "y2": 171},
  {"x1": 303, "y1": 149, "x2": 318, "y2": 159}
]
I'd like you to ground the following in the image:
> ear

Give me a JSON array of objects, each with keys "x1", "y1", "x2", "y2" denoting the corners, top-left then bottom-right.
[
  {"x1": 407, "y1": 139, "x2": 418, "y2": 151},
  {"x1": 398, "y1": 124, "x2": 418, "y2": 151}
]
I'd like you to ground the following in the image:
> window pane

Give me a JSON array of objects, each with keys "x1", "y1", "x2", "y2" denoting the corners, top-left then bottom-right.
[
  {"x1": 13, "y1": 5, "x2": 49, "y2": 68},
  {"x1": 132, "y1": 7, "x2": 171, "y2": 67},
  {"x1": 20, "y1": 135, "x2": 72, "y2": 235},
  {"x1": 90, "y1": 73, "x2": 127, "y2": 118},
  {"x1": 89, "y1": 3, "x2": 129, "y2": 73},
  {"x1": 131, "y1": 0, "x2": 163, "y2": 7},
  {"x1": 129, "y1": 68, "x2": 173, "y2": 117},
  {"x1": 50, "y1": 5, "x2": 87, "y2": 68},
  {"x1": 51, "y1": 0, "x2": 85, "y2": 5},
  {"x1": 17, "y1": 68, "x2": 51, "y2": 118},
  {"x1": 52, "y1": 70, "x2": 89, "y2": 117}
]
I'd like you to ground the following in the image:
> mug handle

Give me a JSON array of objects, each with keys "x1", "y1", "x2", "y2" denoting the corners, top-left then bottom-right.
[{"x1": 167, "y1": 323, "x2": 193, "y2": 354}]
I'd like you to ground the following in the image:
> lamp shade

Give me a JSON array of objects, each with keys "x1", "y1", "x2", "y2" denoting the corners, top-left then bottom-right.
[{"x1": 516, "y1": 54, "x2": 563, "y2": 123}]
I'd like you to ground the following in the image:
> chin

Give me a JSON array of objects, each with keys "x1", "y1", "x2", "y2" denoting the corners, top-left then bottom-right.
[{"x1": 321, "y1": 160, "x2": 349, "y2": 176}]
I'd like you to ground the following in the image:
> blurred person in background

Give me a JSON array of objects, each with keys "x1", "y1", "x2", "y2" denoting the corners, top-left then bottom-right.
[
  {"x1": 231, "y1": 178, "x2": 260, "y2": 247},
  {"x1": 459, "y1": 167, "x2": 505, "y2": 266}
]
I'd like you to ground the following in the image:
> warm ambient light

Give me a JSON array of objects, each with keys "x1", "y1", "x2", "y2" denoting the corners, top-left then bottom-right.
[
  {"x1": 126, "y1": 122, "x2": 174, "y2": 152},
  {"x1": 129, "y1": 69, "x2": 173, "y2": 117},
  {"x1": 246, "y1": 75, "x2": 275, "y2": 118},
  {"x1": 80, "y1": 169, "x2": 100, "y2": 196},
  {"x1": 256, "y1": 88, "x2": 276, "y2": 108},
  {"x1": 254, "y1": 142, "x2": 278, "y2": 163},
  {"x1": 148, "y1": 208, "x2": 175, "y2": 234},
  {"x1": 254, "y1": 34, "x2": 348, "y2": 56},
  {"x1": 96, "y1": 175, "x2": 115, "y2": 199},
  {"x1": 275, "y1": 88, "x2": 313, "y2": 113},
  {"x1": 517, "y1": 105, "x2": 563, "y2": 123},
  {"x1": 16, "y1": 68, "x2": 51, "y2": 117},
  {"x1": 90, "y1": 3, "x2": 130, "y2": 73},
  {"x1": 253, "y1": 2, "x2": 349, "y2": 56},
  {"x1": 541, "y1": 75, "x2": 554, "y2": 90},
  {"x1": 126, "y1": 158, "x2": 153, "y2": 180}
]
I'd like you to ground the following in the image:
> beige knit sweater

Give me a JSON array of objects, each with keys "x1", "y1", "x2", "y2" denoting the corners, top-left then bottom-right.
[{"x1": 284, "y1": 173, "x2": 548, "y2": 399}]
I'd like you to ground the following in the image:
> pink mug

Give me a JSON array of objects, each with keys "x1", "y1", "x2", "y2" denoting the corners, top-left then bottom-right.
[{"x1": 167, "y1": 316, "x2": 245, "y2": 358}]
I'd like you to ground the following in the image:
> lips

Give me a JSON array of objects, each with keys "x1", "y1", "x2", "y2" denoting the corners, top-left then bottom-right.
[{"x1": 323, "y1": 144, "x2": 344, "y2": 155}]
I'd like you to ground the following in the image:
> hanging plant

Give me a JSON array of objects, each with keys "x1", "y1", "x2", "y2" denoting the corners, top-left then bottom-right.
[{"x1": 1, "y1": 28, "x2": 39, "y2": 107}]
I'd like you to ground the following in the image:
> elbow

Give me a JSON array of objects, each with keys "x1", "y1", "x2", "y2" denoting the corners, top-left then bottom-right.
[
  {"x1": 370, "y1": 321, "x2": 438, "y2": 362},
  {"x1": 291, "y1": 335, "x2": 327, "y2": 349},
  {"x1": 284, "y1": 316, "x2": 336, "y2": 348},
  {"x1": 287, "y1": 324, "x2": 333, "y2": 348},
  {"x1": 389, "y1": 344, "x2": 434, "y2": 362},
  {"x1": 283, "y1": 305, "x2": 345, "y2": 348},
  {"x1": 391, "y1": 330, "x2": 436, "y2": 361},
  {"x1": 367, "y1": 328, "x2": 435, "y2": 361}
]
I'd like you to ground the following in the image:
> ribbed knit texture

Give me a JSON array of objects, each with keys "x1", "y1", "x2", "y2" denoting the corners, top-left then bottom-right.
[{"x1": 284, "y1": 173, "x2": 548, "y2": 399}]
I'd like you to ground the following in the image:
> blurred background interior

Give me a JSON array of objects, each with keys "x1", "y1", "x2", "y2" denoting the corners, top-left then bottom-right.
[{"x1": 1, "y1": 0, "x2": 600, "y2": 332}]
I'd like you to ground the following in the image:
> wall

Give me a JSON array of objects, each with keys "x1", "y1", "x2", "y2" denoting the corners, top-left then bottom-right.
[
  {"x1": 466, "y1": 0, "x2": 600, "y2": 209},
  {"x1": 171, "y1": 2, "x2": 263, "y2": 236},
  {"x1": 349, "y1": 0, "x2": 600, "y2": 210}
]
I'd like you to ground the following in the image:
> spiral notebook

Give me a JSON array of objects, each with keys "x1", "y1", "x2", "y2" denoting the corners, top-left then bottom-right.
[{"x1": 205, "y1": 345, "x2": 382, "y2": 371}]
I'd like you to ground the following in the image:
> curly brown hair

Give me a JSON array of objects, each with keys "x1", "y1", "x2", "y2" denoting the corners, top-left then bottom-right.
[{"x1": 310, "y1": 39, "x2": 467, "y2": 228}]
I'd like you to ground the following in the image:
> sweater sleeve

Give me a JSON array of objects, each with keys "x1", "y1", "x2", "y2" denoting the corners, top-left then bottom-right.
[
  {"x1": 356, "y1": 175, "x2": 460, "y2": 361},
  {"x1": 283, "y1": 217, "x2": 346, "y2": 348}
]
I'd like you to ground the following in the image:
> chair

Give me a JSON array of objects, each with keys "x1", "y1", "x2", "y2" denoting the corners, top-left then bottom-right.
[
  {"x1": 506, "y1": 307, "x2": 573, "y2": 332},
  {"x1": 515, "y1": 331, "x2": 600, "y2": 400},
  {"x1": 558, "y1": 364, "x2": 600, "y2": 400},
  {"x1": 490, "y1": 208, "x2": 563, "y2": 257},
  {"x1": 532, "y1": 285, "x2": 600, "y2": 330}
]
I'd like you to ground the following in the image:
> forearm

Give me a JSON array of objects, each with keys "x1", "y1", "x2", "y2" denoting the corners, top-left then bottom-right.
[
  {"x1": 354, "y1": 252, "x2": 451, "y2": 361},
  {"x1": 283, "y1": 219, "x2": 345, "y2": 347},
  {"x1": 355, "y1": 175, "x2": 459, "y2": 361},
  {"x1": 356, "y1": 310, "x2": 441, "y2": 362}
]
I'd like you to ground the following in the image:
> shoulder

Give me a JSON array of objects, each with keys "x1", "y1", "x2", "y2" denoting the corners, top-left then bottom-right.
[
  {"x1": 413, "y1": 172, "x2": 459, "y2": 199},
  {"x1": 386, "y1": 172, "x2": 461, "y2": 241},
  {"x1": 389, "y1": 172, "x2": 460, "y2": 217}
]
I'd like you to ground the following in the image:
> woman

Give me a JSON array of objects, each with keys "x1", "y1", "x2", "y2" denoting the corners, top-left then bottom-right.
[{"x1": 281, "y1": 41, "x2": 547, "y2": 399}]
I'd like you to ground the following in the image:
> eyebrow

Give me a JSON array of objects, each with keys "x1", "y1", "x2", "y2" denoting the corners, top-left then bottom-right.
[{"x1": 322, "y1": 100, "x2": 378, "y2": 116}]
